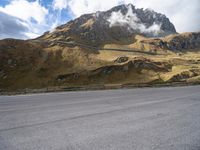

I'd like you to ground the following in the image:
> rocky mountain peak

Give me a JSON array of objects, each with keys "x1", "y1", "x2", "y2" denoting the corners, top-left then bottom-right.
[{"x1": 39, "y1": 4, "x2": 177, "y2": 46}]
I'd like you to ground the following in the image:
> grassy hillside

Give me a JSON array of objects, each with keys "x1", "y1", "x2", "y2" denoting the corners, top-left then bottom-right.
[{"x1": 1, "y1": 33, "x2": 200, "y2": 92}]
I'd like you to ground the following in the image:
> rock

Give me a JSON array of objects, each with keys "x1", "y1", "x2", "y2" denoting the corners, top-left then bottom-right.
[
  {"x1": 0, "y1": 70, "x2": 5, "y2": 78},
  {"x1": 164, "y1": 32, "x2": 200, "y2": 50},
  {"x1": 114, "y1": 56, "x2": 129, "y2": 63},
  {"x1": 7, "y1": 59, "x2": 13, "y2": 65},
  {"x1": 168, "y1": 70, "x2": 199, "y2": 82},
  {"x1": 3, "y1": 75, "x2": 7, "y2": 79}
]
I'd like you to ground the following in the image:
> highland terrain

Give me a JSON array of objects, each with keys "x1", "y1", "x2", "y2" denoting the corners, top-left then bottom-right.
[{"x1": 0, "y1": 4, "x2": 200, "y2": 92}]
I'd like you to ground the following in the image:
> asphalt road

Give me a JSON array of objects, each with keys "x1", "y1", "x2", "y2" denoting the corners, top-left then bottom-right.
[{"x1": 0, "y1": 86, "x2": 200, "y2": 150}]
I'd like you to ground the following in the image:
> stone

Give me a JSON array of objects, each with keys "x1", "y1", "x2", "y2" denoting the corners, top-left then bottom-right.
[{"x1": 114, "y1": 56, "x2": 129, "y2": 63}]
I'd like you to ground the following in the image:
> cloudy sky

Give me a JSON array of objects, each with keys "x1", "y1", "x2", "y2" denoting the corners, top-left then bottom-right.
[{"x1": 0, "y1": 0, "x2": 200, "y2": 39}]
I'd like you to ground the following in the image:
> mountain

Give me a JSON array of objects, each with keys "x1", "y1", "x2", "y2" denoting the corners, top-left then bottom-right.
[
  {"x1": 39, "y1": 4, "x2": 176, "y2": 46},
  {"x1": 1, "y1": 4, "x2": 200, "y2": 93},
  {"x1": 131, "y1": 32, "x2": 200, "y2": 52}
]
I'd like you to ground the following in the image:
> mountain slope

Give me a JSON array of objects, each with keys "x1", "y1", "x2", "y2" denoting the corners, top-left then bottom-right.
[{"x1": 39, "y1": 4, "x2": 176, "y2": 46}]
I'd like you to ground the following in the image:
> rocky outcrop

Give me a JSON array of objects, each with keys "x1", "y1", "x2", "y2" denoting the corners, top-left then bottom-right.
[
  {"x1": 164, "y1": 32, "x2": 200, "y2": 50},
  {"x1": 135, "y1": 32, "x2": 200, "y2": 52},
  {"x1": 56, "y1": 58, "x2": 169, "y2": 82},
  {"x1": 167, "y1": 69, "x2": 200, "y2": 82},
  {"x1": 114, "y1": 56, "x2": 129, "y2": 63}
]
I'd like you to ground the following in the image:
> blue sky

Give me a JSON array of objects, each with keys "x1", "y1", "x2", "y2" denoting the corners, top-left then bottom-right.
[
  {"x1": 0, "y1": 0, "x2": 74, "y2": 39},
  {"x1": 0, "y1": 0, "x2": 200, "y2": 39}
]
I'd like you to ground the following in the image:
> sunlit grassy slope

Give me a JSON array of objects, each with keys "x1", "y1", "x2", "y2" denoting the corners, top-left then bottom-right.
[{"x1": 1, "y1": 33, "x2": 200, "y2": 91}]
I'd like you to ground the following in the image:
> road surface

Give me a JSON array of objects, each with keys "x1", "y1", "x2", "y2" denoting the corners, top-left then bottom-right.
[{"x1": 0, "y1": 86, "x2": 200, "y2": 150}]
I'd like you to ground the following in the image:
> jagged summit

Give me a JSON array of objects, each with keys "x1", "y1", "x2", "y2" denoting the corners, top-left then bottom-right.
[{"x1": 39, "y1": 4, "x2": 176, "y2": 46}]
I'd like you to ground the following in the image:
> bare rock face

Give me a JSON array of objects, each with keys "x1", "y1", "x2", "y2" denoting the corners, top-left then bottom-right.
[
  {"x1": 39, "y1": 4, "x2": 176, "y2": 45},
  {"x1": 165, "y1": 32, "x2": 200, "y2": 50}
]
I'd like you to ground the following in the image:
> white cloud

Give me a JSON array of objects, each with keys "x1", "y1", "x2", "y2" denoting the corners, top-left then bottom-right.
[
  {"x1": 0, "y1": 0, "x2": 49, "y2": 39},
  {"x1": 53, "y1": 0, "x2": 68, "y2": 10},
  {"x1": 53, "y1": 0, "x2": 122, "y2": 17},
  {"x1": 125, "y1": 0, "x2": 200, "y2": 32},
  {"x1": 107, "y1": 5, "x2": 162, "y2": 36},
  {"x1": 0, "y1": 11, "x2": 29, "y2": 39},
  {"x1": 0, "y1": 0, "x2": 48, "y2": 24},
  {"x1": 52, "y1": 0, "x2": 200, "y2": 33},
  {"x1": 144, "y1": 23, "x2": 161, "y2": 35}
]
